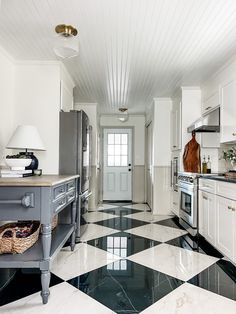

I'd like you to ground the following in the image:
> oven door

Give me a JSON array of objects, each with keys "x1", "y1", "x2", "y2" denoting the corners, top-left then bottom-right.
[{"x1": 179, "y1": 185, "x2": 197, "y2": 228}]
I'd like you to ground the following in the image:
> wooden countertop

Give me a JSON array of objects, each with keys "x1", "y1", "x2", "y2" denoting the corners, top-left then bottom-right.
[{"x1": 0, "y1": 175, "x2": 80, "y2": 187}]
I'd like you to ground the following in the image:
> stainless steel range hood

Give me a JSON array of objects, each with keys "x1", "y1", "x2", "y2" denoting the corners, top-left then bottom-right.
[{"x1": 187, "y1": 107, "x2": 220, "y2": 133}]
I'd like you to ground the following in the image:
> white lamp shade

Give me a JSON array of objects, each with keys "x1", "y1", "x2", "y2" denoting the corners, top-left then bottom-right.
[
  {"x1": 6, "y1": 125, "x2": 45, "y2": 151},
  {"x1": 53, "y1": 35, "x2": 79, "y2": 59}
]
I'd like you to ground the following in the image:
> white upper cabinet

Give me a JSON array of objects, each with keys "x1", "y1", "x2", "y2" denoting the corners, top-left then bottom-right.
[
  {"x1": 202, "y1": 91, "x2": 220, "y2": 115},
  {"x1": 171, "y1": 100, "x2": 181, "y2": 151},
  {"x1": 220, "y1": 79, "x2": 236, "y2": 143}
]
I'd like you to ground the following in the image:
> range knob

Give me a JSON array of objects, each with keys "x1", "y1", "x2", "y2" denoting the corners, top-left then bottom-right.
[{"x1": 189, "y1": 177, "x2": 194, "y2": 183}]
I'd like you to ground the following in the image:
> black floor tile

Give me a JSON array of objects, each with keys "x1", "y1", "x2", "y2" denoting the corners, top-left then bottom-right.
[
  {"x1": 95, "y1": 217, "x2": 149, "y2": 231},
  {"x1": 188, "y1": 259, "x2": 236, "y2": 301},
  {"x1": 166, "y1": 234, "x2": 224, "y2": 259},
  {"x1": 67, "y1": 260, "x2": 183, "y2": 313},
  {"x1": 99, "y1": 208, "x2": 142, "y2": 216},
  {"x1": 155, "y1": 217, "x2": 185, "y2": 230},
  {"x1": 88, "y1": 232, "x2": 161, "y2": 257},
  {"x1": 0, "y1": 269, "x2": 63, "y2": 306}
]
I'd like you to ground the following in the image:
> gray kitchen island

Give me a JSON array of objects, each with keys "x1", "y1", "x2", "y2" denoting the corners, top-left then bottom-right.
[{"x1": 0, "y1": 174, "x2": 79, "y2": 304}]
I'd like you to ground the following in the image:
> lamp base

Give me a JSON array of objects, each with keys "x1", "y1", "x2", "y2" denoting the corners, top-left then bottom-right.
[{"x1": 19, "y1": 152, "x2": 39, "y2": 170}]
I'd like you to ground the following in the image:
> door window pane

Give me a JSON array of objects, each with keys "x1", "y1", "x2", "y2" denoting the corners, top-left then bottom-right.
[
  {"x1": 108, "y1": 156, "x2": 114, "y2": 166},
  {"x1": 108, "y1": 134, "x2": 114, "y2": 144},
  {"x1": 121, "y1": 134, "x2": 128, "y2": 144},
  {"x1": 114, "y1": 145, "x2": 121, "y2": 155},
  {"x1": 121, "y1": 145, "x2": 127, "y2": 155},
  {"x1": 114, "y1": 156, "x2": 120, "y2": 166},
  {"x1": 108, "y1": 145, "x2": 114, "y2": 155},
  {"x1": 115, "y1": 134, "x2": 121, "y2": 144}
]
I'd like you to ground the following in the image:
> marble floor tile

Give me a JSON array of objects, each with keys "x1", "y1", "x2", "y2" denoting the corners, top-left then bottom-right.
[
  {"x1": 83, "y1": 211, "x2": 118, "y2": 223},
  {"x1": 79, "y1": 224, "x2": 118, "y2": 242},
  {"x1": 95, "y1": 217, "x2": 149, "y2": 231},
  {"x1": 166, "y1": 234, "x2": 224, "y2": 258},
  {"x1": 88, "y1": 231, "x2": 161, "y2": 257},
  {"x1": 128, "y1": 243, "x2": 219, "y2": 281},
  {"x1": 1, "y1": 282, "x2": 115, "y2": 314},
  {"x1": 126, "y1": 223, "x2": 187, "y2": 242},
  {"x1": 99, "y1": 207, "x2": 141, "y2": 216},
  {"x1": 155, "y1": 217, "x2": 185, "y2": 229},
  {"x1": 140, "y1": 283, "x2": 236, "y2": 314},
  {"x1": 124, "y1": 212, "x2": 173, "y2": 223},
  {"x1": 97, "y1": 204, "x2": 120, "y2": 211},
  {"x1": 67, "y1": 260, "x2": 183, "y2": 313},
  {"x1": 122, "y1": 203, "x2": 151, "y2": 211},
  {"x1": 0, "y1": 269, "x2": 62, "y2": 307},
  {"x1": 188, "y1": 259, "x2": 236, "y2": 301},
  {"x1": 51, "y1": 243, "x2": 120, "y2": 280}
]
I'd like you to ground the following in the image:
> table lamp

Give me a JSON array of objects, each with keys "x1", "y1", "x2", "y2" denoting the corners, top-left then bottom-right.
[{"x1": 6, "y1": 125, "x2": 46, "y2": 170}]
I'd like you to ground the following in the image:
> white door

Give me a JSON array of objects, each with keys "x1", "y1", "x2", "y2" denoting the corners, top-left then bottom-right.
[
  {"x1": 103, "y1": 128, "x2": 132, "y2": 201},
  {"x1": 146, "y1": 123, "x2": 153, "y2": 209}
]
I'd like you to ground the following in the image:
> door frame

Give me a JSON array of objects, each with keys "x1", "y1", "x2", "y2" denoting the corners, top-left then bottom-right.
[
  {"x1": 145, "y1": 121, "x2": 153, "y2": 210},
  {"x1": 100, "y1": 126, "x2": 134, "y2": 202}
]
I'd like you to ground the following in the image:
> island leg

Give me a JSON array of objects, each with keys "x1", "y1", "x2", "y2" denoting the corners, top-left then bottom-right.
[
  {"x1": 70, "y1": 200, "x2": 77, "y2": 251},
  {"x1": 41, "y1": 223, "x2": 52, "y2": 304}
]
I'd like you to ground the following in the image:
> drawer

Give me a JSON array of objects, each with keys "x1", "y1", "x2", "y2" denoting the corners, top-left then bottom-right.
[
  {"x1": 66, "y1": 180, "x2": 75, "y2": 192},
  {"x1": 67, "y1": 190, "x2": 76, "y2": 203},
  {"x1": 53, "y1": 195, "x2": 66, "y2": 214},
  {"x1": 53, "y1": 184, "x2": 66, "y2": 200},
  {"x1": 0, "y1": 187, "x2": 41, "y2": 220},
  {"x1": 216, "y1": 181, "x2": 236, "y2": 200},
  {"x1": 198, "y1": 179, "x2": 216, "y2": 194}
]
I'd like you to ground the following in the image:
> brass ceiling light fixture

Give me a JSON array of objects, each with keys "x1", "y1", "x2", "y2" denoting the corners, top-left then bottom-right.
[
  {"x1": 53, "y1": 24, "x2": 79, "y2": 59},
  {"x1": 118, "y1": 107, "x2": 129, "y2": 122}
]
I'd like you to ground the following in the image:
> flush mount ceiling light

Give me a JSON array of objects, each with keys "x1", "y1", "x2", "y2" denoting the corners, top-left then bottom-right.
[
  {"x1": 53, "y1": 24, "x2": 79, "y2": 59},
  {"x1": 118, "y1": 107, "x2": 129, "y2": 122}
]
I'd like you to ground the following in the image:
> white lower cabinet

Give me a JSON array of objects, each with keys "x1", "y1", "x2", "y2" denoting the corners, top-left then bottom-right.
[
  {"x1": 199, "y1": 179, "x2": 236, "y2": 263},
  {"x1": 215, "y1": 195, "x2": 235, "y2": 261},
  {"x1": 198, "y1": 190, "x2": 216, "y2": 245}
]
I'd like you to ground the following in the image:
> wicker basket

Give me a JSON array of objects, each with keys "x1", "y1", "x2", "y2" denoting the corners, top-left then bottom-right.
[
  {"x1": 0, "y1": 221, "x2": 40, "y2": 254},
  {"x1": 51, "y1": 215, "x2": 58, "y2": 230}
]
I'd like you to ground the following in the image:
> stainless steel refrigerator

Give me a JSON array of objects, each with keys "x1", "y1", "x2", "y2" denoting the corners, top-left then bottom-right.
[{"x1": 59, "y1": 110, "x2": 92, "y2": 239}]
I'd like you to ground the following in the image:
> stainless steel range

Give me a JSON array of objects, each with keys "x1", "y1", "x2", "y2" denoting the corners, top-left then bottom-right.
[{"x1": 178, "y1": 172, "x2": 198, "y2": 236}]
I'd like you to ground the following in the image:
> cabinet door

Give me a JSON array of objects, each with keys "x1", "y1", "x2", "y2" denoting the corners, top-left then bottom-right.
[
  {"x1": 202, "y1": 92, "x2": 219, "y2": 115},
  {"x1": 171, "y1": 103, "x2": 181, "y2": 151},
  {"x1": 221, "y1": 80, "x2": 236, "y2": 143},
  {"x1": 199, "y1": 191, "x2": 216, "y2": 245},
  {"x1": 216, "y1": 195, "x2": 234, "y2": 260}
]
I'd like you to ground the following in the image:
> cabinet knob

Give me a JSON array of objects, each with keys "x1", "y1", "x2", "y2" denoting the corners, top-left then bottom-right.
[
  {"x1": 232, "y1": 207, "x2": 236, "y2": 212},
  {"x1": 228, "y1": 205, "x2": 232, "y2": 210},
  {"x1": 232, "y1": 133, "x2": 236, "y2": 136},
  {"x1": 203, "y1": 196, "x2": 208, "y2": 200}
]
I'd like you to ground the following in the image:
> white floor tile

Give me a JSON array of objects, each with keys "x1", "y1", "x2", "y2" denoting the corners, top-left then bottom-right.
[
  {"x1": 83, "y1": 211, "x2": 118, "y2": 223},
  {"x1": 51, "y1": 243, "x2": 120, "y2": 280},
  {"x1": 126, "y1": 223, "x2": 187, "y2": 242},
  {"x1": 79, "y1": 224, "x2": 118, "y2": 242},
  {"x1": 140, "y1": 283, "x2": 236, "y2": 314},
  {"x1": 122, "y1": 203, "x2": 150, "y2": 211},
  {"x1": 97, "y1": 204, "x2": 119, "y2": 211},
  {"x1": 124, "y1": 212, "x2": 173, "y2": 223},
  {"x1": 1, "y1": 282, "x2": 115, "y2": 314},
  {"x1": 129, "y1": 243, "x2": 219, "y2": 281}
]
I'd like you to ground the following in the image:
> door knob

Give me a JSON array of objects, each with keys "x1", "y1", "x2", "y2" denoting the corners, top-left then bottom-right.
[{"x1": 128, "y1": 163, "x2": 131, "y2": 166}]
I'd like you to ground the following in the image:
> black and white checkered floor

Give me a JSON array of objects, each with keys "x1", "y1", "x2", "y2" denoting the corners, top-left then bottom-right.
[{"x1": 0, "y1": 203, "x2": 236, "y2": 313}]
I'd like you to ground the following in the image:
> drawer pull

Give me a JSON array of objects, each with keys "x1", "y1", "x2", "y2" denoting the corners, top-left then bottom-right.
[
  {"x1": 205, "y1": 106, "x2": 212, "y2": 110},
  {"x1": 173, "y1": 202, "x2": 177, "y2": 205},
  {"x1": 58, "y1": 200, "x2": 65, "y2": 206},
  {"x1": 0, "y1": 193, "x2": 34, "y2": 208},
  {"x1": 203, "y1": 196, "x2": 208, "y2": 200},
  {"x1": 59, "y1": 188, "x2": 64, "y2": 193}
]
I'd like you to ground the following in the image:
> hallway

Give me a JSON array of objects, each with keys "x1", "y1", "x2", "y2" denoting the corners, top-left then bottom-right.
[{"x1": 0, "y1": 203, "x2": 235, "y2": 313}]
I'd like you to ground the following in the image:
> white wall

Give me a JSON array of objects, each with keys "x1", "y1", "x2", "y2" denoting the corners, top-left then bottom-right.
[
  {"x1": 0, "y1": 48, "x2": 15, "y2": 165},
  {"x1": 153, "y1": 98, "x2": 172, "y2": 166},
  {"x1": 14, "y1": 63, "x2": 61, "y2": 174},
  {"x1": 100, "y1": 115, "x2": 145, "y2": 165}
]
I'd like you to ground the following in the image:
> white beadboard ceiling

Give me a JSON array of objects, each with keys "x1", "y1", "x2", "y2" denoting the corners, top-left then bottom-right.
[{"x1": 0, "y1": 0, "x2": 236, "y2": 113}]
